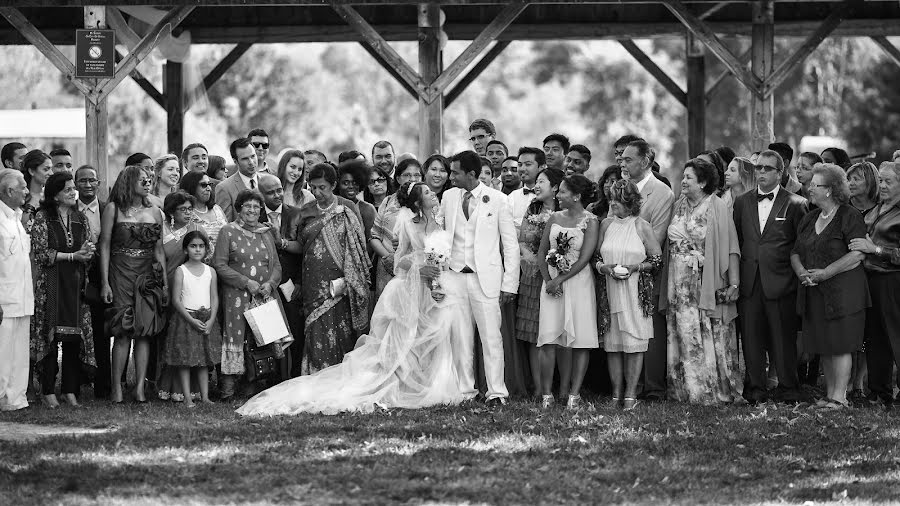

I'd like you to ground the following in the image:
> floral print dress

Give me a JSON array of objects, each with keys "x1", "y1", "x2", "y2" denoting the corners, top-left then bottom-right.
[{"x1": 666, "y1": 197, "x2": 743, "y2": 404}]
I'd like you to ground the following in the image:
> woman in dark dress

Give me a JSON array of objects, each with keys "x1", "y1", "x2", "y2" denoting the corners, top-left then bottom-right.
[
  {"x1": 99, "y1": 165, "x2": 167, "y2": 403},
  {"x1": 30, "y1": 172, "x2": 96, "y2": 408},
  {"x1": 791, "y1": 163, "x2": 869, "y2": 409}
]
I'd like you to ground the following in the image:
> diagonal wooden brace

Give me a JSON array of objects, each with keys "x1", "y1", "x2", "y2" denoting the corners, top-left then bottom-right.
[
  {"x1": 762, "y1": 0, "x2": 854, "y2": 98},
  {"x1": 661, "y1": 0, "x2": 763, "y2": 98},
  {"x1": 0, "y1": 7, "x2": 96, "y2": 101},
  {"x1": 871, "y1": 36, "x2": 900, "y2": 69},
  {"x1": 94, "y1": 5, "x2": 195, "y2": 103},
  {"x1": 185, "y1": 42, "x2": 252, "y2": 111},
  {"x1": 424, "y1": 1, "x2": 528, "y2": 103},
  {"x1": 619, "y1": 39, "x2": 687, "y2": 106},
  {"x1": 333, "y1": 4, "x2": 430, "y2": 100}
]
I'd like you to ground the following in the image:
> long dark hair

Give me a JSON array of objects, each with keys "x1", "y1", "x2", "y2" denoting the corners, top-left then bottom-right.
[
  {"x1": 423, "y1": 154, "x2": 451, "y2": 200},
  {"x1": 109, "y1": 165, "x2": 151, "y2": 212},
  {"x1": 22, "y1": 149, "x2": 50, "y2": 187},
  {"x1": 38, "y1": 172, "x2": 73, "y2": 220},
  {"x1": 396, "y1": 181, "x2": 429, "y2": 222},
  {"x1": 592, "y1": 165, "x2": 622, "y2": 218}
]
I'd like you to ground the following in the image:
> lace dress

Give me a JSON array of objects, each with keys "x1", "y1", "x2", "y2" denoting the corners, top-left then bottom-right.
[
  {"x1": 537, "y1": 213, "x2": 599, "y2": 348},
  {"x1": 237, "y1": 209, "x2": 465, "y2": 416}
]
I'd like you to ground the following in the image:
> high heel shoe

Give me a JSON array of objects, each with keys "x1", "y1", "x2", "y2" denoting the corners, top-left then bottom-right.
[
  {"x1": 609, "y1": 396, "x2": 623, "y2": 409},
  {"x1": 566, "y1": 394, "x2": 582, "y2": 411},
  {"x1": 541, "y1": 395, "x2": 555, "y2": 409},
  {"x1": 623, "y1": 398, "x2": 641, "y2": 411},
  {"x1": 41, "y1": 394, "x2": 60, "y2": 409}
]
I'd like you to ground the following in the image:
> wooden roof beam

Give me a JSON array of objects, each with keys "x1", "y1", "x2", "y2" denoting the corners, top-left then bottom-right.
[
  {"x1": 871, "y1": 35, "x2": 900, "y2": 68},
  {"x1": 332, "y1": 3, "x2": 429, "y2": 99},
  {"x1": 94, "y1": 5, "x2": 195, "y2": 102},
  {"x1": 114, "y1": 48, "x2": 164, "y2": 108},
  {"x1": 0, "y1": 0, "x2": 866, "y2": 6},
  {"x1": 425, "y1": 1, "x2": 528, "y2": 102},
  {"x1": 762, "y1": 0, "x2": 855, "y2": 97},
  {"x1": 0, "y1": 7, "x2": 95, "y2": 100},
  {"x1": 185, "y1": 42, "x2": 252, "y2": 110},
  {"x1": 619, "y1": 38, "x2": 687, "y2": 106},
  {"x1": 358, "y1": 40, "x2": 418, "y2": 99},
  {"x1": 661, "y1": 0, "x2": 762, "y2": 97},
  {"x1": 444, "y1": 40, "x2": 510, "y2": 108}
]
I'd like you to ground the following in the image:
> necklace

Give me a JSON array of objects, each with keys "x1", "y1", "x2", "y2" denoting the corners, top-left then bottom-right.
[
  {"x1": 819, "y1": 205, "x2": 836, "y2": 220},
  {"x1": 60, "y1": 208, "x2": 73, "y2": 247},
  {"x1": 317, "y1": 199, "x2": 336, "y2": 212}
]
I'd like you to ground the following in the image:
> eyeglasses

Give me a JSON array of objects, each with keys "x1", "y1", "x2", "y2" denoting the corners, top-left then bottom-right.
[
  {"x1": 754, "y1": 165, "x2": 779, "y2": 172},
  {"x1": 251, "y1": 142, "x2": 269, "y2": 149},
  {"x1": 369, "y1": 177, "x2": 387, "y2": 185},
  {"x1": 76, "y1": 178, "x2": 99, "y2": 185},
  {"x1": 241, "y1": 203, "x2": 262, "y2": 210},
  {"x1": 198, "y1": 182, "x2": 212, "y2": 188},
  {"x1": 176, "y1": 205, "x2": 193, "y2": 213},
  {"x1": 139, "y1": 178, "x2": 153, "y2": 185},
  {"x1": 469, "y1": 134, "x2": 488, "y2": 143}
]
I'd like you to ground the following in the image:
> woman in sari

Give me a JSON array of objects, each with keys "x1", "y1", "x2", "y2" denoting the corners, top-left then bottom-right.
[
  {"x1": 298, "y1": 163, "x2": 371, "y2": 375},
  {"x1": 31, "y1": 172, "x2": 96, "y2": 408},
  {"x1": 213, "y1": 189, "x2": 282, "y2": 400}
]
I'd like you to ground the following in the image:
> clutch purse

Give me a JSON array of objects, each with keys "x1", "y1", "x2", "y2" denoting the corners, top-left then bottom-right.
[{"x1": 715, "y1": 287, "x2": 729, "y2": 305}]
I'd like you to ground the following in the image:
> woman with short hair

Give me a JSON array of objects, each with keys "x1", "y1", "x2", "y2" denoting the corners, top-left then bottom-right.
[
  {"x1": 792, "y1": 164, "x2": 869, "y2": 409},
  {"x1": 665, "y1": 158, "x2": 743, "y2": 404},
  {"x1": 213, "y1": 189, "x2": 282, "y2": 399},
  {"x1": 363, "y1": 166, "x2": 394, "y2": 209},
  {"x1": 30, "y1": 172, "x2": 96, "y2": 408},
  {"x1": 847, "y1": 161, "x2": 880, "y2": 215}
]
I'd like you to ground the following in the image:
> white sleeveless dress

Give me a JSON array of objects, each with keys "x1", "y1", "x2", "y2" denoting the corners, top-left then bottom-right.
[{"x1": 599, "y1": 216, "x2": 652, "y2": 353}]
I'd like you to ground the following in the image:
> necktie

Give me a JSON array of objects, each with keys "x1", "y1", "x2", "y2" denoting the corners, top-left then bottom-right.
[
  {"x1": 757, "y1": 192, "x2": 773, "y2": 202},
  {"x1": 250, "y1": 178, "x2": 256, "y2": 190},
  {"x1": 270, "y1": 211, "x2": 281, "y2": 231},
  {"x1": 522, "y1": 187, "x2": 536, "y2": 195},
  {"x1": 462, "y1": 191, "x2": 473, "y2": 220}
]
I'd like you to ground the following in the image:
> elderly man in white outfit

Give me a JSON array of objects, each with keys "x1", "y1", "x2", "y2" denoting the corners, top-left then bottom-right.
[{"x1": 0, "y1": 168, "x2": 33, "y2": 411}]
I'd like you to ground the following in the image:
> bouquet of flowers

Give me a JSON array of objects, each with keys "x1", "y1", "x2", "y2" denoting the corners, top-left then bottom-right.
[
  {"x1": 546, "y1": 231, "x2": 575, "y2": 274},
  {"x1": 525, "y1": 210, "x2": 551, "y2": 254},
  {"x1": 423, "y1": 230, "x2": 452, "y2": 292}
]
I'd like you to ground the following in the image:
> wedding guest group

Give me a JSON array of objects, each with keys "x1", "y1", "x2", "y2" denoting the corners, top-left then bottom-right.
[{"x1": 3, "y1": 127, "x2": 900, "y2": 417}]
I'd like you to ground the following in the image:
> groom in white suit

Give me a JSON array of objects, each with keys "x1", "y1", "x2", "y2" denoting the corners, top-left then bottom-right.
[{"x1": 435, "y1": 150, "x2": 520, "y2": 405}]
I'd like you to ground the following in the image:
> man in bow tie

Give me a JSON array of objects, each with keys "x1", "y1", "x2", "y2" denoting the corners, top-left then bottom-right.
[
  {"x1": 734, "y1": 149, "x2": 809, "y2": 404},
  {"x1": 508, "y1": 147, "x2": 544, "y2": 233}
]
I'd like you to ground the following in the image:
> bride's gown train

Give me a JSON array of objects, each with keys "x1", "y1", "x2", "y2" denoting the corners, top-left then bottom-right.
[{"x1": 237, "y1": 209, "x2": 465, "y2": 416}]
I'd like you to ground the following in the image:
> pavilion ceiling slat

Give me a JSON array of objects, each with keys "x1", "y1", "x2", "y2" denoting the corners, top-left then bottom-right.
[
  {"x1": 0, "y1": 0, "x2": 862, "y2": 7},
  {"x1": 870, "y1": 35, "x2": 900, "y2": 68}
]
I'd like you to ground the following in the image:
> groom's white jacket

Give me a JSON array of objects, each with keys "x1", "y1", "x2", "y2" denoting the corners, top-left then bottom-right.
[{"x1": 441, "y1": 184, "x2": 520, "y2": 298}]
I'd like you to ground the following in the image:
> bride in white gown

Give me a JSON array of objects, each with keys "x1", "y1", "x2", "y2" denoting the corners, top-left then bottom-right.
[{"x1": 237, "y1": 182, "x2": 466, "y2": 416}]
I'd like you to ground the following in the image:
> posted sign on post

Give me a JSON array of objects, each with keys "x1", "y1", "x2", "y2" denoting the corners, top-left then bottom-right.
[{"x1": 75, "y1": 29, "x2": 115, "y2": 78}]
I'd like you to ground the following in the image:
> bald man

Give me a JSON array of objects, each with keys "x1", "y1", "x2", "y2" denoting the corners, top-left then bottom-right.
[{"x1": 258, "y1": 174, "x2": 304, "y2": 377}]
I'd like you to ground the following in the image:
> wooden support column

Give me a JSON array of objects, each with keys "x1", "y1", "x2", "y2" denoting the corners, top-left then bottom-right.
[
  {"x1": 84, "y1": 6, "x2": 108, "y2": 199},
  {"x1": 750, "y1": 0, "x2": 775, "y2": 151},
  {"x1": 418, "y1": 3, "x2": 443, "y2": 159},
  {"x1": 686, "y1": 34, "x2": 706, "y2": 157},
  {"x1": 164, "y1": 61, "x2": 183, "y2": 157}
]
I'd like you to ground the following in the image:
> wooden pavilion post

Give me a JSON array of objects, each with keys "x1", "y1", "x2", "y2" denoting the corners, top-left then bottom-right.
[
  {"x1": 418, "y1": 3, "x2": 443, "y2": 159},
  {"x1": 164, "y1": 60, "x2": 183, "y2": 157},
  {"x1": 84, "y1": 6, "x2": 108, "y2": 199},
  {"x1": 686, "y1": 33, "x2": 706, "y2": 157},
  {"x1": 750, "y1": 0, "x2": 775, "y2": 152}
]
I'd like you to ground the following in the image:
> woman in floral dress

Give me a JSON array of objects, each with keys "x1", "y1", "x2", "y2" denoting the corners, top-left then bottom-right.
[
  {"x1": 213, "y1": 190, "x2": 282, "y2": 399},
  {"x1": 664, "y1": 159, "x2": 743, "y2": 405},
  {"x1": 517, "y1": 168, "x2": 563, "y2": 397}
]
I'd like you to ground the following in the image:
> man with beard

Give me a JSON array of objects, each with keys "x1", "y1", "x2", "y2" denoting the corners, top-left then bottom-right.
[
  {"x1": 499, "y1": 156, "x2": 521, "y2": 196},
  {"x1": 468, "y1": 119, "x2": 496, "y2": 156},
  {"x1": 542, "y1": 133, "x2": 569, "y2": 172},
  {"x1": 371, "y1": 140, "x2": 396, "y2": 179},
  {"x1": 259, "y1": 173, "x2": 303, "y2": 378}
]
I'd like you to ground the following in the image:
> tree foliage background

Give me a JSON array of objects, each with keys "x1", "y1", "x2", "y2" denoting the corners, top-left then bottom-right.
[{"x1": 1, "y1": 36, "x2": 898, "y2": 178}]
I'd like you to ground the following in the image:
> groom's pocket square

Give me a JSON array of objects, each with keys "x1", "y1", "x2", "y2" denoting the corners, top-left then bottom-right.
[{"x1": 487, "y1": 213, "x2": 493, "y2": 217}]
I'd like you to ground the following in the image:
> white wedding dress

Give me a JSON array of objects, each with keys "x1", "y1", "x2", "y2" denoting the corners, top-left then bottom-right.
[{"x1": 237, "y1": 209, "x2": 466, "y2": 416}]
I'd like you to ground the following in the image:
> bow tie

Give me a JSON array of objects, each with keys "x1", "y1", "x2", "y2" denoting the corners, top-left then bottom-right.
[
  {"x1": 757, "y1": 192, "x2": 774, "y2": 202},
  {"x1": 522, "y1": 188, "x2": 536, "y2": 195}
]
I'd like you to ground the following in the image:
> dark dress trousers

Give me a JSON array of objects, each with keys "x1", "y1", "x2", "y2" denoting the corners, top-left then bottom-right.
[
  {"x1": 270, "y1": 204, "x2": 304, "y2": 378},
  {"x1": 733, "y1": 187, "x2": 808, "y2": 400}
]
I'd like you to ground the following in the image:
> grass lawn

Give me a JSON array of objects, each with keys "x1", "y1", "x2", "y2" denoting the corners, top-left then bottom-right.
[{"x1": 1, "y1": 396, "x2": 899, "y2": 505}]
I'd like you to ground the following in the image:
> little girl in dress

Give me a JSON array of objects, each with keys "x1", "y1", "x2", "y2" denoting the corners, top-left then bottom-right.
[{"x1": 165, "y1": 230, "x2": 222, "y2": 407}]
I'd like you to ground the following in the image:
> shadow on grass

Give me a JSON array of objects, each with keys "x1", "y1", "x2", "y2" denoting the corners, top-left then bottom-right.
[{"x1": 2, "y1": 400, "x2": 900, "y2": 504}]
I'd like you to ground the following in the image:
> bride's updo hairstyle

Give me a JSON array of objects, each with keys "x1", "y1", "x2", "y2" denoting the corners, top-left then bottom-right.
[
  {"x1": 397, "y1": 181, "x2": 428, "y2": 218},
  {"x1": 562, "y1": 174, "x2": 598, "y2": 206}
]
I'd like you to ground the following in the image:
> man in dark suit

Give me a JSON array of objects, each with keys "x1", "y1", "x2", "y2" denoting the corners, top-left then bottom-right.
[
  {"x1": 216, "y1": 137, "x2": 260, "y2": 221},
  {"x1": 734, "y1": 149, "x2": 809, "y2": 404},
  {"x1": 75, "y1": 165, "x2": 111, "y2": 398},
  {"x1": 259, "y1": 174, "x2": 304, "y2": 379}
]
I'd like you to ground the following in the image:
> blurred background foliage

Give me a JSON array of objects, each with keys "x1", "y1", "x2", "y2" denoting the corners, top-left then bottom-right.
[{"x1": 1, "y1": 36, "x2": 898, "y2": 177}]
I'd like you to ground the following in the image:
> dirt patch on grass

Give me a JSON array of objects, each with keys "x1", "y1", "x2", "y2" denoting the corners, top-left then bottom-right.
[{"x1": 0, "y1": 421, "x2": 116, "y2": 441}]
